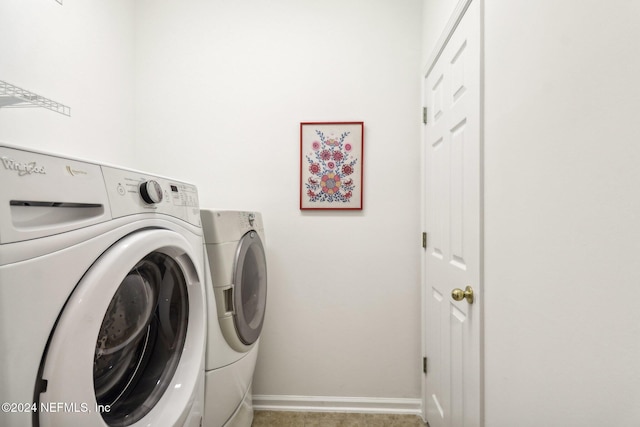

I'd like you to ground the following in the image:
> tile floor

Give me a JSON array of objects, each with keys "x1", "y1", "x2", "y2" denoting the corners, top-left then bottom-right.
[{"x1": 251, "y1": 411, "x2": 427, "y2": 427}]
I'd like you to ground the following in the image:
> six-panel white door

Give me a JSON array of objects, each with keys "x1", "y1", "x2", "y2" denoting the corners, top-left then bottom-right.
[{"x1": 423, "y1": 1, "x2": 481, "y2": 426}]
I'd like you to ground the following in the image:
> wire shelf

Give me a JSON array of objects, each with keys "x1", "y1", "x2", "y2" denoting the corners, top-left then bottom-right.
[{"x1": 0, "y1": 80, "x2": 71, "y2": 117}]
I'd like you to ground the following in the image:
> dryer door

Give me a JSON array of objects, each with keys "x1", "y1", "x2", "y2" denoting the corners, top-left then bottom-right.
[
  {"x1": 232, "y1": 230, "x2": 267, "y2": 346},
  {"x1": 38, "y1": 229, "x2": 205, "y2": 427}
]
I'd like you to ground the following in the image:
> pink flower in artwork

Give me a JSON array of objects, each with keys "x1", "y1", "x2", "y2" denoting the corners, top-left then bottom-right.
[
  {"x1": 344, "y1": 143, "x2": 352, "y2": 152},
  {"x1": 307, "y1": 189, "x2": 316, "y2": 198},
  {"x1": 332, "y1": 151, "x2": 344, "y2": 161},
  {"x1": 345, "y1": 191, "x2": 352, "y2": 199},
  {"x1": 309, "y1": 163, "x2": 321, "y2": 174},
  {"x1": 327, "y1": 161, "x2": 335, "y2": 170},
  {"x1": 320, "y1": 172, "x2": 341, "y2": 195},
  {"x1": 312, "y1": 141, "x2": 321, "y2": 151},
  {"x1": 342, "y1": 164, "x2": 354, "y2": 176},
  {"x1": 320, "y1": 150, "x2": 331, "y2": 161}
]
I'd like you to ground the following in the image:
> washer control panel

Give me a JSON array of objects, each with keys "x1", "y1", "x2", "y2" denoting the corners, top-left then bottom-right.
[
  {"x1": 102, "y1": 166, "x2": 201, "y2": 227},
  {"x1": 0, "y1": 145, "x2": 203, "y2": 244}
]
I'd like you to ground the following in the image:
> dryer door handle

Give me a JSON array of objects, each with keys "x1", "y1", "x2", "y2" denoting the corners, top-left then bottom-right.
[{"x1": 223, "y1": 285, "x2": 236, "y2": 315}]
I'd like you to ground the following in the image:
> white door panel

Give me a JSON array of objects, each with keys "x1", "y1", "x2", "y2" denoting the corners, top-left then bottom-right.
[{"x1": 424, "y1": 1, "x2": 481, "y2": 426}]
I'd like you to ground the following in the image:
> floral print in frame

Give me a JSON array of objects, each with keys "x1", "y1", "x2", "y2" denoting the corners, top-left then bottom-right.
[{"x1": 300, "y1": 122, "x2": 363, "y2": 210}]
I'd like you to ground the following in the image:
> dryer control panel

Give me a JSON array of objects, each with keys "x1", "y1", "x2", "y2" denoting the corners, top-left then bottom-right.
[{"x1": 200, "y1": 210, "x2": 264, "y2": 244}]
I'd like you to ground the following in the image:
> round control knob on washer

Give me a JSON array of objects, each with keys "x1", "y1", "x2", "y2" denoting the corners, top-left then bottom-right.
[{"x1": 139, "y1": 180, "x2": 163, "y2": 204}]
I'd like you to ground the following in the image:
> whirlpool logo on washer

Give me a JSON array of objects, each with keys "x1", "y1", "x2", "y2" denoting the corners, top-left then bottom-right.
[{"x1": 1, "y1": 156, "x2": 46, "y2": 176}]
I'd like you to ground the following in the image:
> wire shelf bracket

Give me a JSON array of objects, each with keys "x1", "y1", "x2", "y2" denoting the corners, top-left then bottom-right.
[{"x1": 0, "y1": 80, "x2": 71, "y2": 117}]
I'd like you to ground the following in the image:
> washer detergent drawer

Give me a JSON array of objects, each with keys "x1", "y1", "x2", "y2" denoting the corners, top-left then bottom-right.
[{"x1": 0, "y1": 146, "x2": 110, "y2": 244}]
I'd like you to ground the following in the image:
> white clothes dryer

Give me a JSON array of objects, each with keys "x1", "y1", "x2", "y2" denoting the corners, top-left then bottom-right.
[
  {"x1": 200, "y1": 210, "x2": 267, "y2": 427},
  {"x1": 0, "y1": 145, "x2": 206, "y2": 427}
]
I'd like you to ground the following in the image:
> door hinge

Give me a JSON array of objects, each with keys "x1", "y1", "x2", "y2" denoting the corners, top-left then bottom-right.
[
  {"x1": 422, "y1": 107, "x2": 428, "y2": 124},
  {"x1": 423, "y1": 356, "x2": 428, "y2": 374},
  {"x1": 422, "y1": 232, "x2": 427, "y2": 249}
]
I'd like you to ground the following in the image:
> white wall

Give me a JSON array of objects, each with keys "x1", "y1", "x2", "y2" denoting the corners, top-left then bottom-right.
[
  {"x1": 483, "y1": 1, "x2": 640, "y2": 425},
  {"x1": 0, "y1": 0, "x2": 135, "y2": 165},
  {"x1": 134, "y1": 0, "x2": 424, "y2": 401},
  {"x1": 423, "y1": 0, "x2": 640, "y2": 425}
]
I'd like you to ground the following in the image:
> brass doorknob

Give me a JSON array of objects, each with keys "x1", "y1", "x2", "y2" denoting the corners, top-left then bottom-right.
[{"x1": 451, "y1": 286, "x2": 474, "y2": 304}]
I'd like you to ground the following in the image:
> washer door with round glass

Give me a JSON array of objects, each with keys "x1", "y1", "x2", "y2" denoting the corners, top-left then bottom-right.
[
  {"x1": 232, "y1": 230, "x2": 267, "y2": 347},
  {"x1": 38, "y1": 229, "x2": 205, "y2": 427}
]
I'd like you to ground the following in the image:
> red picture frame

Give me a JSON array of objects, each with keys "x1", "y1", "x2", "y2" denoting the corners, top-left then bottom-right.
[{"x1": 300, "y1": 122, "x2": 364, "y2": 210}]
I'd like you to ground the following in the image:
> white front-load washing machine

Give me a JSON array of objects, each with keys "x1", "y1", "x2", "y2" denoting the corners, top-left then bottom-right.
[
  {"x1": 0, "y1": 145, "x2": 206, "y2": 427},
  {"x1": 201, "y1": 210, "x2": 267, "y2": 427}
]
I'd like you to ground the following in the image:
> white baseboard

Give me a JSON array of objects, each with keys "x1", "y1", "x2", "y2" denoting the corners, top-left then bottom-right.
[{"x1": 252, "y1": 394, "x2": 422, "y2": 416}]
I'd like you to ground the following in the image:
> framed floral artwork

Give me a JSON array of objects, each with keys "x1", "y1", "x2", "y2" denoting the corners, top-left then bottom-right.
[{"x1": 300, "y1": 122, "x2": 364, "y2": 210}]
